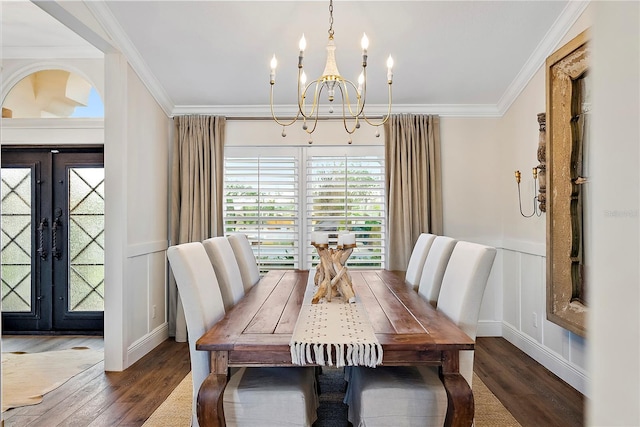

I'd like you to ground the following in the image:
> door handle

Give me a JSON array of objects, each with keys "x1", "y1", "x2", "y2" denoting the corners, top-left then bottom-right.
[
  {"x1": 37, "y1": 218, "x2": 48, "y2": 260},
  {"x1": 51, "y1": 208, "x2": 63, "y2": 260}
]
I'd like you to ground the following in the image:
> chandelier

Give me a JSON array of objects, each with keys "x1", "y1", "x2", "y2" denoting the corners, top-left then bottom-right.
[{"x1": 269, "y1": 0, "x2": 393, "y2": 144}]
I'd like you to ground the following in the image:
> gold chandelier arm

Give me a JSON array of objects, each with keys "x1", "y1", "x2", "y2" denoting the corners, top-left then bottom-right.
[
  {"x1": 269, "y1": 84, "x2": 300, "y2": 127},
  {"x1": 360, "y1": 81, "x2": 393, "y2": 127},
  {"x1": 340, "y1": 77, "x2": 365, "y2": 119},
  {"x1": 299, "y1": 78, "x2": 323, "y2": 120},
  {"x1": 336, "y1": 84, "x2": 360, "y2": 135},
  {"x1": 302, "y1": 82, "x2": 323, "y2": 134},
  {"x1": 304, "y1": 112, "x2": 321, "y2": 135}
]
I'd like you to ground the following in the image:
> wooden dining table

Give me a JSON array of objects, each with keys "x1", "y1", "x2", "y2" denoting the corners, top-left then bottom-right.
[{"x1": 196, "y1": 269, "x2": 475, "y2": 427}]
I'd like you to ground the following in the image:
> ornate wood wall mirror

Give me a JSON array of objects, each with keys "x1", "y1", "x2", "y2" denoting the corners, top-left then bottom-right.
[{"x1": 546, "y1": 29, "x2": 590, "y2": 337}]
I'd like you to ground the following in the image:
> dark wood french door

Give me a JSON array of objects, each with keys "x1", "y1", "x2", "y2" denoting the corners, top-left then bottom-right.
[{"x1": 1, "y1": 147, "x2": 104, "y2": 333}]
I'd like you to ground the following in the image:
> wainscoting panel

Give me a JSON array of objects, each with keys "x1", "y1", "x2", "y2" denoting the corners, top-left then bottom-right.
[
  {"x1": 125, "y1": 242, "x2": 170, "y2": 368},
  {"x1": 501, "y1": 250, "x2": 521, "y2": 331},
  {"x1": 500, "y1": 247, "x2": 588, "y2": 395},
  {"x1": 520, "y1": 253, "x2": 543, "y2": 342},
  {"x1": 477, "y1": 250, "x2": 504, "y2": 337},
  {"x1": 148, "y1": 250, "x2": 168, "y2": 330},
  {"x1": 127, "y1": 256, "x2": 150, "y2": 345}
]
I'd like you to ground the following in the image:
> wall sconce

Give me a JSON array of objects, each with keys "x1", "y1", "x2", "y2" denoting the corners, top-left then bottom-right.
[{"x1": 515, "y1": 167, "x2": 542, "y2": 217}]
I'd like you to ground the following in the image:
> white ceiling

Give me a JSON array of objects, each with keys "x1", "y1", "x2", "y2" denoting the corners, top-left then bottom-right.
[{"x1": 1, "y1": 0, "x2": 589, "y2": 117}]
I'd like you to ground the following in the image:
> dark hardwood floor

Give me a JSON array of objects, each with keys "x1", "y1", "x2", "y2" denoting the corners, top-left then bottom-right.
[
  {"x1": 2, "y1": 336, "x2": 190, "y2": 427},
  {"x1": 474, "y1": 337, "x2": 585, "y2": 427},
  {"x1": 1, "y1": 336, "x2": 584, "y2": 426}
]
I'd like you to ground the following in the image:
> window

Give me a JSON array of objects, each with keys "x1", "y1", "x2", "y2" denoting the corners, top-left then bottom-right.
[
  {"x1": 224, "y1": 145, "x2": 385, "y2": 270},
  {"x1": 223, "y1": 154, "x2": 299, "y2": 270},
  {"x1": 306, "y1": 154, "x2": 385, "y2": 268},
  {"x1": 2, "y1": 70, "x2": 103, "y2": 119}
]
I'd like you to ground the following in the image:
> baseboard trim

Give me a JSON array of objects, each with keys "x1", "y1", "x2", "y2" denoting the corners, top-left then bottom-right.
[
  {"x1": 127, "y1": 323, "x2": 169, "y2": 367},
  {"x1": 502, "y1": 322, "x2": 588, "y2": 396},
  {"x1": 477, "y1": 320, "x2": 502, "y2": 337}
]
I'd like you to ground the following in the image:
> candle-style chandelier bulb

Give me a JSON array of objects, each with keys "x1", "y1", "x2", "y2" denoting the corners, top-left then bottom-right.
[
  {"x1": 270, "y1": 55, "x2": 277, "y2": 84},
  {"x1": 361, "y1": 33, "x2": 369, "y2": 51},
  {"x1": 299, "y1": 34, "x2": 307, "y2": 52}
]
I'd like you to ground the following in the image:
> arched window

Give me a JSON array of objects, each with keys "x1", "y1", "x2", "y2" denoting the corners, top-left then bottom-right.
[{"x1": 2, "y1": 69, "x2": 103, "y2": 119}]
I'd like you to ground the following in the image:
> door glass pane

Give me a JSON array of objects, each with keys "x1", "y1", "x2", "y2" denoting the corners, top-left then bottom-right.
[
  {"x1": 68, "y1": 167, "x2": 104, "y2": 312},
  {"x1": 1, "y1": 168, "x2": 32, "y2": 312}
]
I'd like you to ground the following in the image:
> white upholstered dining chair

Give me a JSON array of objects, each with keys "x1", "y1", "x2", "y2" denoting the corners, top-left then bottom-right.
[
  {"x1": 167, "y1": 242, "x2": 319, "y2": 427},
  {"x1": 404, "y1": 233, "x2": 437, "y2": 290},
  {"x1": 228, "y1": 233, "x2": 261, "y2": 291},
  {"x1": 203, "y1": 236, "x2": 245, "y2": 310},
  {"x1": 417, "y1": 236, "x2": 457, "y2": 307},
  {"x1": 344, "y1": 241, "x2": 497, "y2": 427}
]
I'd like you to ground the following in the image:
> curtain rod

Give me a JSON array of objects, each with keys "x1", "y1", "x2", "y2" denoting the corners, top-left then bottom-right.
[{"x1": 223, "y1": 116, "x2": 384, "y2": 121}]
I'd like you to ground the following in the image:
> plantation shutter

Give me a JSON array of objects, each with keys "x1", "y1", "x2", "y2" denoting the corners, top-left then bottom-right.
[
  {"x1": 224, "y1": 155, "x2": 299, "y2": 270},
  {"x1": 306, "y1": 154, "x2": 385, "y2": 268}
]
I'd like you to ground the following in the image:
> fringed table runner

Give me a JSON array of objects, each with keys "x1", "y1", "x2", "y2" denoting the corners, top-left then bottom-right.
[{"x1": 289, "y1": 274, "x2": 383, "y2": 368}]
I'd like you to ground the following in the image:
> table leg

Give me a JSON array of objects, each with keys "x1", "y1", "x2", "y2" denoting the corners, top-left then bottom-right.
[
  {"x1": 440, "y1": 350, "x2": 474, "y2": 427},
  {"x1": 197, "y1": 351, "x2": 229, "y2": 427}
]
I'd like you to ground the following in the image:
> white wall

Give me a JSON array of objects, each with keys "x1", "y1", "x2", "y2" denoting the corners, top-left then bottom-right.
[
  {"x1": 439, "y1": 117, "x2": 504, "y2": 337},
  {"x1": 440, "y1": 5, "x2": 593, "y2": 395},
  {"x1": 104, "y1": 54, "x2": 171, "y2": 370},
  {"x1": 124, "y1": 64, "x2": 170, "y2": 360},
  {"x1": 588, "y1": 2, "x2": 640, "y2": 425}
]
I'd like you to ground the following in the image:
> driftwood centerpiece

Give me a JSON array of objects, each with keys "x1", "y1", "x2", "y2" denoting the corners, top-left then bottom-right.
[{"x1": 311, "y1": 232, "x2": 356, "y2": 304}]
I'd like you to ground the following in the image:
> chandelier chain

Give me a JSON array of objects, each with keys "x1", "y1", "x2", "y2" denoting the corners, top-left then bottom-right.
[{"x1": 328, "y1": 0, "x2": 334, "y2": 39}]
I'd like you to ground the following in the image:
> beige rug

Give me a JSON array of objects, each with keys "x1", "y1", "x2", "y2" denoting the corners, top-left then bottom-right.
[
  {"x1": 142, "y1": 371, "x2": 193, "y2": 426},
  {"x1": 143, "y1": 371, "x2": 521, "y2": 427},
  {"x1": 1, "y1": 347, "x2": 103, "y2": 412},
  {"x1": 473, "y1": 373, "x2": 522, "y2": 426}
]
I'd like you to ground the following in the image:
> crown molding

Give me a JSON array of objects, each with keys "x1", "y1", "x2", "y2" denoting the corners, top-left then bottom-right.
[
  {"x1": 85, "y1": 1, "x2": 174, "y2": 117},
  {"x1": 496, "y1": 1, "x2": 590, "y2": 115},
  {"x1": 171, "y1": 103, "x2": 502, "y2": 118}
]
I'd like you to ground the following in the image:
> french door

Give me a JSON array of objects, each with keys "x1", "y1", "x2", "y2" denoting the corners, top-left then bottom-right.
[{"x1": 1, "y1": 147, "x2": 104, "y2": 333}]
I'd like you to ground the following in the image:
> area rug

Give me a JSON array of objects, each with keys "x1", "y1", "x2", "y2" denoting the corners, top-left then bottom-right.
[
  {"x1": 143, "y1": 368, "x2": 521, "y2": 426},
  {"x1": 473, "y1": 372, "x2": 522, "y2": 426},
  {"x1": 1, "y1": 347, "x2": 103, "y2": 412},
  {"x1": 142, "y1": 371, "x2": 193, "y2": 426}
]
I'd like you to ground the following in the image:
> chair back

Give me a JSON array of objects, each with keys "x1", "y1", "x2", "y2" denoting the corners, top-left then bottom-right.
[
  {"x1": 203, "y1": 236, "x2": 245, "y2": 310},
  {"x1": 405, "y1": 233, "x2": 437, "y2": 289},
  {"x1": 167, "y1": 242, "x2": 226, "y2": 426},
  {"x1": 437, "y1": 241, "x2": 496, "y2": 386},
  {"x1": 228, "y1": 233, "x2": 261, "y2": 291},
  {"x1": 417, "y1": 236, "x2": 457, "y2": 306}
]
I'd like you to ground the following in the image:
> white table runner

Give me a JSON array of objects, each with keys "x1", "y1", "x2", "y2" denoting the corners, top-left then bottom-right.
[{"x1": 289, "y1": 274, "x2": 383, "y2": 368}]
